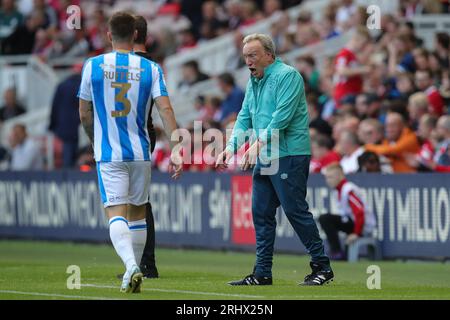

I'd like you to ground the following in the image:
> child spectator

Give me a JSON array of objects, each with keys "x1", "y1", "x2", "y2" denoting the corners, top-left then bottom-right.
[{"x1": 319, "y1": 163, "x2": 377, "y2": 260}]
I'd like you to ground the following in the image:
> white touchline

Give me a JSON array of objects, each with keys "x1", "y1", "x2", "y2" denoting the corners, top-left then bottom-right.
[
  {"x1": 0, "y1": 289, "x2": 124, "y2": 300},
  {"x1": 83, "y1": 283, "x2": 264, "y2": 299}
]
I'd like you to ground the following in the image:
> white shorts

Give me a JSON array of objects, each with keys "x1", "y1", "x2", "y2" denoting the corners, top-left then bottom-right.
[{"x1": 96, "y1": 161, "x2": 151, "y2": 208}]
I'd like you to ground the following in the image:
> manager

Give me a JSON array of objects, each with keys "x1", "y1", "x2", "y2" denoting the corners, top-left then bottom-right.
[{"x1": 216, "y1": 33, "x2": 333, "y2": 286}]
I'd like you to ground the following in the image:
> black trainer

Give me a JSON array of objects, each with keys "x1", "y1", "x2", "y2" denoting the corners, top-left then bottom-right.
[
  {"x1": 299, "y1": 262, "x2": 334, "y2": 286},
  {"x1": 228, "y1": 274, "x2": 272, "y2": 286}
]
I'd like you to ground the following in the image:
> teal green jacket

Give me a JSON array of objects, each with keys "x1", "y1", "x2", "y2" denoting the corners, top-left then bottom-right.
[{"x1": 226, "y1": 58, "x2": 311, "y2": 160}]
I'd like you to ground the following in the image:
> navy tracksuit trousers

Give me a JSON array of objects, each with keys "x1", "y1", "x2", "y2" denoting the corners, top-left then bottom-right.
[{"x1": 252, "y1": 155, "x2": 330, "y2": 278}]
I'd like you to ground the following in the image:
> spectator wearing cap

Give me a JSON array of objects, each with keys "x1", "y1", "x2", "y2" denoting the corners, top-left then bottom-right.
[
  {"x1": 365, "y1": 112, "x2": 420, "y2": 173},
  {"x1": 415, "y1": 69, "x2": 445, "y2": 116}
]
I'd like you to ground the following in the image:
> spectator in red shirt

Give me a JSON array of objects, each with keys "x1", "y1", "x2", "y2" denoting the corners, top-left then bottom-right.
[
  {"x1": 310, "y1": 134, "x2": 341, "y2": 173},
  {"x1": 415, "y1": 69, "x2": 445, "y2": 116},
  {"x1": 333, "y1": 26, "x2": 371, "y2": 106}
]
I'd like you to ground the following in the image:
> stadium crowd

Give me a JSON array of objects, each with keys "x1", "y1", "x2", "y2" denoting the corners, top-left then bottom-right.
[{"x1": 0, "y1": 0, "x2": 449, "y2": 173}]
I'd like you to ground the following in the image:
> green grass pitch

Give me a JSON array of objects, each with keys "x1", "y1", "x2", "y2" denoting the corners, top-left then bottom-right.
[{"x1": 0, "y1": 240, "x2": 449, "y2": 300}]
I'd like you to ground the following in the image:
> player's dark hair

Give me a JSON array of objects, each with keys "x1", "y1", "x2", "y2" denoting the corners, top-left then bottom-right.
[
  {"x1": 108, "y1": 11, "x2": 136, "y2": 43},
  {"x1": 134, "y1": 15, "x2": 147, "y2": 45}
]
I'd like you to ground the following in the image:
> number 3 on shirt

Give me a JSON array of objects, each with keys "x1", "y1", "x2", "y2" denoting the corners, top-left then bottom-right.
[{"x1": 111, "y1": 82, "x2": 131, "y2": 117}]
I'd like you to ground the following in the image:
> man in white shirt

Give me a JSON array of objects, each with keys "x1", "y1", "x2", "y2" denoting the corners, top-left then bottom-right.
[
  {"x1": 338, "y1": 131, "x2": 364, "y2": 174},
  {"x1": 9, "y1": 123, "x2": 43, "y2": 170}
]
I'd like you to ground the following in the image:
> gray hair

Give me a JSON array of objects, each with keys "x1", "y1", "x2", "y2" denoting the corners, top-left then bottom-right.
[
  {"x1": 438, "y1": 115, "x2": 450, "y2": 132},
  {"x1": 243, "y1": 33, "x2": 276, "y2": 58}
]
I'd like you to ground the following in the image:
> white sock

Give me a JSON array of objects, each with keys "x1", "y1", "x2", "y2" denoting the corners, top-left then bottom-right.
[
  {"x1": 128, "y1": 219, "x2": 147, "y2": 266},
  {"x1": 109, "y1": 216, "x2": 136, "y2": 271}
]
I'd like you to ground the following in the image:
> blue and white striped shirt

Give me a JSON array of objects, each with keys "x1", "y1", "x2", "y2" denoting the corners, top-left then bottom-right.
[{"x1": 78, "y1": 50, "x2": 168, "y2": 162}]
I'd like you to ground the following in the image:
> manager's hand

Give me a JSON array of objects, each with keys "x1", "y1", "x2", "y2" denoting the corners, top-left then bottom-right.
[
  {"x1": 215, "y1": 149, "x2": 233, "y2": 170},
  {"x1": 169, "y1": 150, "x2": 183, "y2": 180},
  {"x1": 241, "y1": 140, "x2": 262, "y2": 171}
]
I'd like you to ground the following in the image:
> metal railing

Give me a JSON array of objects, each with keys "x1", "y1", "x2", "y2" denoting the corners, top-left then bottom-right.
[{"x1": 410, "y1": 14, "x2": 450, "y2": 49}]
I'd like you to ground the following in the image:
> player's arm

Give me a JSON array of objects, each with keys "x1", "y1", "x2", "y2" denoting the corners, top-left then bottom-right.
[
  {"x1": 154, "y1": 96, "x2": 182, "y2": 179},
  {"x1": 78, "y1": 59, "x2": 93, "y2": 144},
  {"x1": 154, "y1": 96, "x2": 177, "y2": 150},
  {"x1": 79, "y1": 99, "x2": 94, "y2": 144}
]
